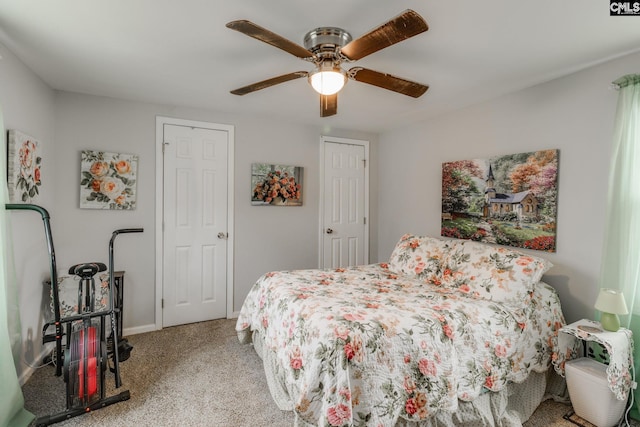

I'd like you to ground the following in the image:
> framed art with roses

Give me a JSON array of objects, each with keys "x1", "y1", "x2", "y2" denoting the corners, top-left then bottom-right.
[
  {"x1": 80, "y1": 150, "x2": 138, "y2": 209},
  {"x1": 251, "y1": 163, "x2": 303, "y2": 206},
  {"x1": 7, "y1": 129, "x2": 42, "y2": 203}
]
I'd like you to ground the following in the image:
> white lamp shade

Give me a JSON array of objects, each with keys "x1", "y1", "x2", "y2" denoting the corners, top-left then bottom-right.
[
  {"x1": 309, "y1": 64, "x2": 346, "y2": 95},
  {"x1": 594, "y1": 288, "x2": 629, "y2": 315}
]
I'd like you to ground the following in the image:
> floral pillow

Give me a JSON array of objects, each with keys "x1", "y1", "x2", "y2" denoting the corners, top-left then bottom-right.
[
  {"x1": 388, "y1": 234, "x2": 553, "y2": 308},
  {"x1": 49, "y1": 270, "x2": 111, "y2": 318},
  {"x1": 388, "y1": 234, "x2": 455, "y2": 283},
  {"x1": 442, "y1": 240, "x2": 553, "y2": 307}
]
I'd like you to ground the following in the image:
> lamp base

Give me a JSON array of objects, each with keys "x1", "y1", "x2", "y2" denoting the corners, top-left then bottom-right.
[{"x1": 600, "y1": 312, "x2": 620, "y2": 332}]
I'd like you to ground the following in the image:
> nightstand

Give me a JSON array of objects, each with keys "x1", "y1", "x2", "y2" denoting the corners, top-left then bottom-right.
[{"x1": 553, "y1": 319, "x2": 634, "y2": 427}]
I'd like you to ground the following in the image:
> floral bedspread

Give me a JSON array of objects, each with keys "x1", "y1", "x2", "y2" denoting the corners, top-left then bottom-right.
[{"x1": 236, "y1": 263, "x2": 564, "y2": 426}]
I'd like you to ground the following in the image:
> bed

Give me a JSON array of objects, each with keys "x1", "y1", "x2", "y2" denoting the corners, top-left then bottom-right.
[{"x1": 236, "y1": 234, "x2": 566, "y2": 426}]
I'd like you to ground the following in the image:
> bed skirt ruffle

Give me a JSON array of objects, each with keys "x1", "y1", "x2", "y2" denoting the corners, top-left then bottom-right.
[{"x1": 245, "y1": 329, "x2": 567, "y2": 427}]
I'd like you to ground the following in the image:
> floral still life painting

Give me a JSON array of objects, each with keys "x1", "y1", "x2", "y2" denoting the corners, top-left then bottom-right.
[
  {"x1": 80, "y1": 150, "x2": 138, "y2": 210},
  {"x1": 251, "y1": 163, "x2": 303, "y2": 206},
  {"x1": 7, "y1": 129, "x2": 42, "y2": 203},
  {"x1": 441, "y1": 149, "x2": 559, "y2": 252}
]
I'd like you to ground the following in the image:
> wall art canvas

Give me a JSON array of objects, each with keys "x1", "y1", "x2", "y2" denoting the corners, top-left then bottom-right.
[
  {"x1": 80, "y1": 150, "x2": 138, "y2": 210},
  {"x1": 441, "y1": 149, "x2": 559, "y2": 252},
  {"x1": 7, "y1": 129, "x2": 42, "y2": 203},
  {"x1": 251, "y1": 163, "x2": 303, "y2": 206}
]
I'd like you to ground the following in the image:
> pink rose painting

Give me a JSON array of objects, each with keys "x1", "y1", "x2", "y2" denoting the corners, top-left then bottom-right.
[
  {"x1": 7, "y1": 130, "x2": 43, "y2": 203},
  {"x1": 251, "y1": 163, "x2": 303, "y2": 206},
  {"x1": 80, "y1": 150, "x2": 138, "y2": 209}
]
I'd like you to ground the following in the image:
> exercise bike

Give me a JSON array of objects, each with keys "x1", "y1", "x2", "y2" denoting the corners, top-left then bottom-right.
[{"x1": 6, "y1": 204, "x2": 143, "y2": 426}]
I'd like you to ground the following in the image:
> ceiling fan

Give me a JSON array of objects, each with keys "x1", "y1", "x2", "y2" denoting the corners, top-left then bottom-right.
[{"x1": 226, "y1": 9, "x2": 429, "y2": 117}]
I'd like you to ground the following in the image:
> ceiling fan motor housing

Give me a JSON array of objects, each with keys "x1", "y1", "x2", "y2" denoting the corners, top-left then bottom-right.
[{"x1": 304, "y1": 27, "x2": 352, "y2": 61}]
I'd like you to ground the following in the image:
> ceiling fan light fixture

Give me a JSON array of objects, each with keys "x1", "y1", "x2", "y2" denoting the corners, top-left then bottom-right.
[{"x1": 309, "y1": 63, "x2": 346, "y2": 95}]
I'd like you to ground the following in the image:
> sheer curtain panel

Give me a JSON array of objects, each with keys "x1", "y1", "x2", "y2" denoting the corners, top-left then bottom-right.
[
  {"x1": 599, "y1": 74, "x2": 640, "y2": 419},
  {"x1": 0, "y1": 107, "x2": 34, "y2": 426}
]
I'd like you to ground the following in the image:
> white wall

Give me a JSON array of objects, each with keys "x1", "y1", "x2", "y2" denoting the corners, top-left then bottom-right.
[
  {"x1": 0, "y1": 42, "x2": 56, "y2": 380},
  {"x1": 52, "y1": 92, "x2": 378, "y2": 331},
  {"x1": 0, "y1": 41, "x2": 378, "y2": 380},
  {"x1": 377, "y1": 51, "x2": 640, "y2": 324}
]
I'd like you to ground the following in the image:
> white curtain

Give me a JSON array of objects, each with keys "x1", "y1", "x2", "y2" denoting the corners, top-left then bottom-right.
[
  {"x1": 599, "y1": 74, "x2": 640, "y2": 418},
  {"x1": 600, "y1": 74, "x2": 640, "y2": 317},
  {"x1": 0, "y1": 108, "x2": 35, "y2": 425}
]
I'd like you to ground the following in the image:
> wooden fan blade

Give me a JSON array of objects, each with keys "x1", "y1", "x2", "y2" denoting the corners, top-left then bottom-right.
[
  {"x1": 320, "y1": 94, "x2": 337, "y2": 117},
  {"x1": 226, "y1": 20, "x2": 314, "y2": 59},
  {"x1": 230, "y1": 71, "x2": 308, "y2": 95},
  {"x1": 340, "y1": 10, "x2": 428, "y2": 61},
  {"x1": 349, "y1": 67, "x2": 428, "y2": 98}
]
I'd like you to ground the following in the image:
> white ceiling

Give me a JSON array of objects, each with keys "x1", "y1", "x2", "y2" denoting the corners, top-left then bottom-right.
[{"x1": 1, "y1": 1, "x2": 639, "y2": 133}]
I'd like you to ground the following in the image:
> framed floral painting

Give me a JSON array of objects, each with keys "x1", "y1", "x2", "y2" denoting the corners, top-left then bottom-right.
[
  {"x1": 80, "y1": 150, "x2": 138, "y2": 210},
  {"x1": 251, "y1": 163, "x2": 303, "y2": 206},
  {"x1": 7, "y1": 129, "x2": 42, "y2": 203}
]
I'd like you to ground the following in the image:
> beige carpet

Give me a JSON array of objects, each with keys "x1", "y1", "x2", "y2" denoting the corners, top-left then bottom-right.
[{"x1": 22, "y1": 319, "x2": 636, "y2": 426}]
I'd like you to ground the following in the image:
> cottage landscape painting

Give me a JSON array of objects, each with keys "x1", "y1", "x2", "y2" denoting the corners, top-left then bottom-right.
[{"x1": 441, "y1": 149, "x2": 559, "y2": 252}]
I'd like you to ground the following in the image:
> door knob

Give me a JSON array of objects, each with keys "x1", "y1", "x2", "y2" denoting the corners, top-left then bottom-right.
[
  {"x1": 217, "y1": 232, "x2": 228, "y2": 239},
  {"x1": 326, "y1": 228, "x2": 333, "y2": 234}
]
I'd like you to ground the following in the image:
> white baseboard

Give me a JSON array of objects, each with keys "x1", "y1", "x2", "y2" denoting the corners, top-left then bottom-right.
[
  {"x1": 123, "y1": 323, "x2": 156, "y2": 337},
  {"x1": 19, "y1": 345, "x2": 52, "y2": 385},
  {"x1": 123, "y1": 316, "x2": 239, "y2": 336}
]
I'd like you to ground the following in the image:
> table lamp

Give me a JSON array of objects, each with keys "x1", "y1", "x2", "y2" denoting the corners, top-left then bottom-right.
[{"x1": 594, "y1": 288, "x2": 628, "y2": 331}]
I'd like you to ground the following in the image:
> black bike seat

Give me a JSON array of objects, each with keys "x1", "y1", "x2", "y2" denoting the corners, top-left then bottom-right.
[{"x1": 68, "y1": 262, "x2": 107, "y2": 278}]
